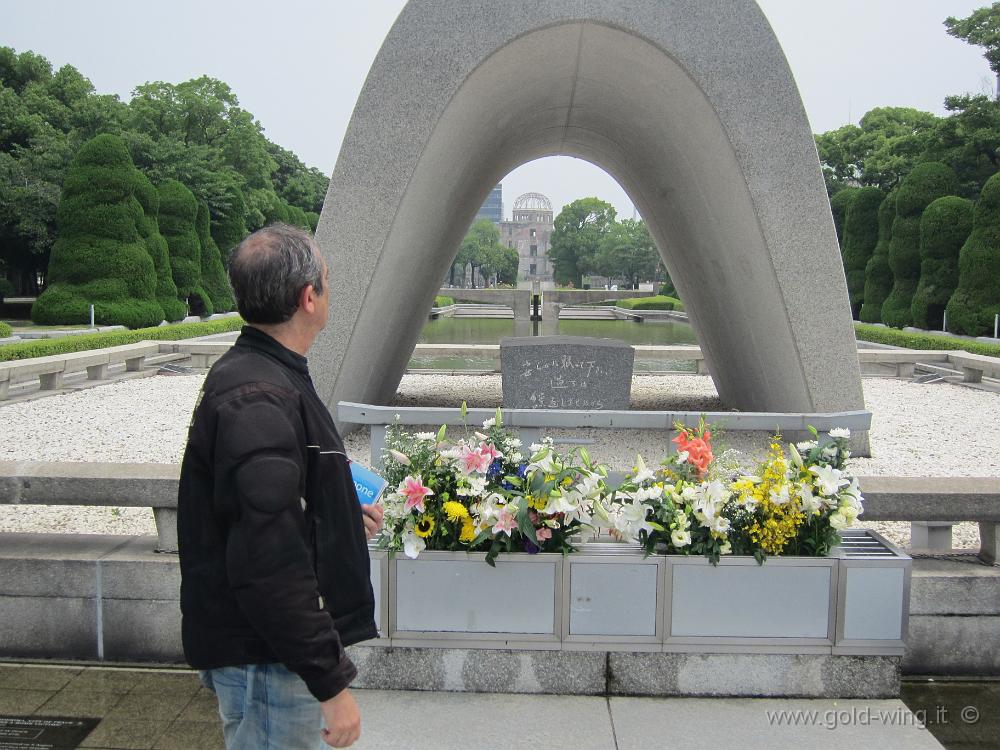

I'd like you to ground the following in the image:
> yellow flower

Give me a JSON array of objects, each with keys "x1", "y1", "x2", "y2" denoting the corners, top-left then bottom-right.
[
  {"x1": 415, "y1": 514, "x2": 435, "y2": 538},
  {"x1": 443, "y1": 501, "x2": 470, "y2": 521},
  {"x1": 528, "y1": 495, "x2": 547, "y2": 510},
  {"x1": 459, "y1": 519, "x2": 476, "y2": 542}
]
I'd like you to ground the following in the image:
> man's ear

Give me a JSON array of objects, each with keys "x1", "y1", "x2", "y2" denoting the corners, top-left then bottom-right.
[{"x1": 299, "y1": 284, "x2": 316, "y2": 313}]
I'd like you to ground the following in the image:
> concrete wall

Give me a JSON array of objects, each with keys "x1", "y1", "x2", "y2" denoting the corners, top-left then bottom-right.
[
  {"x1": 2, "y1": 534, "x2": 996, "y2": 685},
  {"x1": 313, "y1": 0, "x2": 864, "y2": 432}
]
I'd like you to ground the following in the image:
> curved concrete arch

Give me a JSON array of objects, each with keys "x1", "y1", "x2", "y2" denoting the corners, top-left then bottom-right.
[{"x1": 313, "y1": 0, "x2": 864, "y2": 427}]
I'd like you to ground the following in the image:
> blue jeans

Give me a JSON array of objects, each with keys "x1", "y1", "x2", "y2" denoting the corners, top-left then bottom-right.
[{"x1": 200, "y1": 663, "x2": 324, "y2": 749}]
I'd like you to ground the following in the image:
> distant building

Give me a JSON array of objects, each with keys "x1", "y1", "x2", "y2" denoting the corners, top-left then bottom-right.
[
  {"x1": 475, "y1": 184, "x2": 503, "y2": 224},
  {"x1": 500, "y1": 192, "x2": 554, "y2": 284}
]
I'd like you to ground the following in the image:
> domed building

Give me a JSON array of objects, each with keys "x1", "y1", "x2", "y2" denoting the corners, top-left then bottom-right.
[{"x1": 500, "y1": 192, "x2": 554, "y2": 285}]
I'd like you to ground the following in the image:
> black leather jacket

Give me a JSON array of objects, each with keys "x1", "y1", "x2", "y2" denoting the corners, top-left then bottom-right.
[{"x1": 177, "y1": 326, "x2": 376, "y2": 701}]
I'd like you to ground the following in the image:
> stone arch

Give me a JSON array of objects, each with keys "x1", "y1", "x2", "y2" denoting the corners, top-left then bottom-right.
[{"x1": 313, "y1": 0, "x2": 864, "y2": 427}]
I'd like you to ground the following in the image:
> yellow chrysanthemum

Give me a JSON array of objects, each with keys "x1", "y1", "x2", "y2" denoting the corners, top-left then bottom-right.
[
  {"x1": 459, "y1": 518, "x2": 476, "y2": 542},
  {"x1": 415, "y1": 514, "x2": 435, "y2": 538},
  {"x1": 528, "y1": 495, "x2": 547, "y2": 510},
  {"x1": 443, "y1": 501, "x2": 470, "y2": 521}
]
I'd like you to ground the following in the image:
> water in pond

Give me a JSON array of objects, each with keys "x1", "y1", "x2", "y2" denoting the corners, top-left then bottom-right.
[{"x1": 410, "y1": 317, "x2": 698, "y2": 371}]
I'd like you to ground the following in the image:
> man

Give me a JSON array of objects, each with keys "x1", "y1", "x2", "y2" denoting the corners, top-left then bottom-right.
[{"x1": 177, "y1": 224, "x2": 383, "y2": 749}]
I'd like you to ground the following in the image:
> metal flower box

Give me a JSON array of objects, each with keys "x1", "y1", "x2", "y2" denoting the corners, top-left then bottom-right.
[{"x1": 368, "y1": 529, "x2": 909, "y2": 655}]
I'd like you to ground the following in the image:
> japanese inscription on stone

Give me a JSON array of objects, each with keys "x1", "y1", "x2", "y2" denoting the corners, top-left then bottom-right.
[{"x1": 500, "y1": 336, "x2": 634, "y2": 410}]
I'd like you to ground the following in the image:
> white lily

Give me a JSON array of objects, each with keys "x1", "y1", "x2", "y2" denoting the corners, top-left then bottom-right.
[
  {"x1": 402, "y1": 531, "x2": 426, "y2": 559},
  {"x1": 810, "y1": 465, "x2": 847, "y2": 496}
]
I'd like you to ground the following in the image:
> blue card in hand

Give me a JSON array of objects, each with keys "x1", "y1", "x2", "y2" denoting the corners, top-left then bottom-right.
[{"x1": 350, "y1": 462, "x2": 388, "y2": 505}]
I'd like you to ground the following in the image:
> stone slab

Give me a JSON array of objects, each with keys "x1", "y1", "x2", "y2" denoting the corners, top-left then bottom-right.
[
  {"x1": 610, "y1": 696, "x2": 943, "y2": 749},
  {"x1": 101, "y1": 599, "x2": 183, "y2": 663},
  {"x1": 608, "y1": 653, "x2": 900, "y2": 698},
  {"x1": 350, "y1": 689, "x2": 616, "y2": 750},
  {"x1": 348, "y1": 646, "x2": 606, "y2": 694},
  {"x1": 909, "y1": 558, "x2": 1000, "y2": 615},
  {"x1": 0, "y1": 596, "x2": 97, "y2": 660},
  {"x1": 903, "y1": 615, "x2": 1000, "y2": 675},
  {"x1": 500, "y1": 336, "x2": 634, "y2": 410}
]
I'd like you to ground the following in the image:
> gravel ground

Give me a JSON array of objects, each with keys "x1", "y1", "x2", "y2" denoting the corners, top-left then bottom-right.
[{"x1": 1, "y1": 372, "x2": 996, "y2": 549}]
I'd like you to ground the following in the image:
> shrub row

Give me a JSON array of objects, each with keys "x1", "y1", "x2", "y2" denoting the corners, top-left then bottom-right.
[
  {"x1": 616, "y1": 295, "x2": 683, "y2": 311},
  {"x1": 853, "y1": 322, "x2": 1000, "y2": 358},
  {"x1": 434, "y1": 295, "x2": 455, "y2": 307},
  {"x1": 0, "y1": 322, "x2": 12, "y2": 338},
  {"x1": 0, "y1": 317, "x2": 244, "y2": 362}
]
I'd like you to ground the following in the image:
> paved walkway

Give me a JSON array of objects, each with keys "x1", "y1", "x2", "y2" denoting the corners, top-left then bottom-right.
[{"x1": 0, "y1": 663, "x2": 953, "y2": 750}]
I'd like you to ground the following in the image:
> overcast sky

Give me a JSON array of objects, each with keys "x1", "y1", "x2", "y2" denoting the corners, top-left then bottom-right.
[{"x1": 5, "y1": 1, "x2": 993, "y2": 218}]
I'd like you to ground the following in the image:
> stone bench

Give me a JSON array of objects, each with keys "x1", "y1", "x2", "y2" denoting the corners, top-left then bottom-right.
[
  {"x1": 0, "y1": 461, "x2": 180, "y2": 551},
  {"x1": 946, "y1": 351, "x2": 1000, "y2": 384},
  {"x1": 158, "y1": 340, "x2": 235, "y2": 368},
  {"x1": 0, "y1": 341, "x2": 165, "y2": 399},
  {"x1": 855, "y1": 349, "x2": 952, "y2": 378}
]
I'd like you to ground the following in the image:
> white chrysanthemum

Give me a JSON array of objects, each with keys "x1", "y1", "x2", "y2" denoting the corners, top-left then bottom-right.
[
  {"x1": 671, "y1": 529, "x2": 691, "y2": 547},
  {"x1": 828, "y1": 427, "x2": 851, "y2": 439},
  {"x1": 415, "y1": 432, "x2": 435, "y2": 440},
  {"x1": 482, "y1": 417, "x2": 496, "y2": 428}
]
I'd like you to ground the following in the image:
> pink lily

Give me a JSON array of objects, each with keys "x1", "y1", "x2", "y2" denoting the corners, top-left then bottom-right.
[
  {"x1": 460, "y1": 445, "x2": 492, "y2": 474},
  {"x1": 400, "y1": 475, "x2": 434, "y2": 513},
  {"x1": 535, "y1": 527, "x2": 552, "y2": 542},
  {"x1": 479, "y1": 442, "x2": 502, "y2": 462},
  {"x1": 492, "y1": 509, "x2": 517, "y2": 536}
]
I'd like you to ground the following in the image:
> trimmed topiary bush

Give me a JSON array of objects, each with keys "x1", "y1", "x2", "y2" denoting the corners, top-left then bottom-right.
[
  {"x1": 32, "y1": 134, "x2": 164, "y2": 328},
  {"x1": 434, "y1": 295, "x2": 455, "y2": 307},
  {"x1": 830, "y1": 187, "x2": 860, "y2": 248},
  {"x1": 911, "y1": 196, "x2": 973, "y2": 330},
  {"x1": 0, "y1": 321, "x2": 12, "y2": 338},
  {"x1": 946, "y1": 171, "x2": 1000, "y2": 336},
  {"x1": 211, "y1": 181, "x2": 249, "y2": 261},
  {"x1": 0, "y1": 277, "x2": 14, "y2": 301},
  {"x1": 616, "y1": 295, "x2": 680, "y2": 310},
  {"x1": 859, "y1": 191, "x2": 897, "y2": 323},
  {"x1": 196, "y1": 200, "x2": 235, "y2": 313},
  {"x1": 135, "y1": 172, "x2": 186, "y2": 322},
  {"x1": 841, "y1": 187, "x2": 883, "y2": 319},
  {"x1": 158, "y1": 179, "x2": 212, "y2": 317},
  {"x1": 881, "y1": 163, "x2": 959, "y2": 328}
]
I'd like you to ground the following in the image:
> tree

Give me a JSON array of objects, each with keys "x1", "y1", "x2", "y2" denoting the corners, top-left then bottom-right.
[
  {"x1": 829, "y1": 187, "x2": 860, "y2": 247},
  {"x1": 210, "y1": 179, "x2": 249, "y2": 260},
  {"x1": 196, "y1": 199, "x2": 235, "y2": 313},
  {"x1": 946, "y1": 171, "x2": 1000, "y2": 335},
  {"x1": 135, "y1": 171, "x2": 185, "y2": 322},
  {"x1": 549, "y1": 198, "x2": 616, "y2": 287},
  {"x1": 841, "y1": 187, "x2": 884, "y2": 318},
  {"x1": 455, "y1": 219, "x2": 504, "y2": 287},
  {"x1": 593, "y1": 218, "x2": 659, "y2": 289},
  {"x1": 859, "y1": 191, "x2": 897, "y2": 323},
  {"x1": 945, "y1": 4, "x2": 1000, "y2": 95},
  {"x1": 881, "y1": 163, "x2": 959, "y2": 327},
  {"x1": 158, "y1": 179, "x2": 212, "y2": 316},
  {"x1": 911, "y1": 196, "x2": 974, "y2": 329},
  {"x1": 31, "y1": 134, "x2": 162, "y2": 327}
]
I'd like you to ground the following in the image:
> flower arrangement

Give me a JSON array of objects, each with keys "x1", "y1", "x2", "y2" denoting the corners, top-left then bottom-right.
[
  {"x1": 378, "y1": 405, "x2": 609, "y2": 565},
  {"x1": 618, "y1": 422, "x2": 864, "y2": 564},
  {"x1": 377, "y1": 407, "x2": 864, "y2": 566}
]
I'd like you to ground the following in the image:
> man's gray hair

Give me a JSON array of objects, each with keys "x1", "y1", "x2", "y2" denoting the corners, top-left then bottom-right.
[{"x1": 228, "y1": 224, "x2": 325, "y2": 324}]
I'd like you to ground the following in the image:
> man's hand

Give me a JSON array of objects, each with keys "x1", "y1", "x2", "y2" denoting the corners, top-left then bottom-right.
[
  {"x1": 320, "y1": 688, "x2": 361, "y2": 747},
  {"x1": 361, "y1": 503, "x2": 384, "y2": 540}
]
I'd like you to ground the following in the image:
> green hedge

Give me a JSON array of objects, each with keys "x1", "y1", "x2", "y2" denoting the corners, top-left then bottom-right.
[
  {"x1": 0, "y1": 322, "x2": 12, "y2": 338},
  {"x1": 210, "y1": 180, "x2": 249, "y2": 261},
  {"x1": 0, "y1": 278, "x2": 14, "y2": 300},
  {"x1": 159, "y1": 179, "x2": 212, "y2": 316},
  {"x1": 196, "y1": 200, "x2": 235, "y2": 313},
  {"x1": 841, "y1": 187, "x2": 883, "y2": 318},
  {"x1": 830, "y1": 187, "x2": 860, "y2": 247},
  {"x1": 854, "y1": 322, "x2": 1000, "y2": 358},
  {"x1": 32, "y1": 134, "x2": 163, "y2": 328},
  {"x1": 859, "y1": 191, "x2": 897, "y2": 323},
  {"x1": 616, "y1": 295, "x2": 682, "y2": 310},
  {"x1": 911, "y1": 196, "x2": 973, "y2": 330},
  {"x1": 882, "y1": 163, "x2": 959, "y2": 328},
  {"x1": 946, "y1": 171, "x2": 1000, "y2": 336},
  {"x1": 434, "y1": 295, "x2": 455, "y2": 307},
  {"x1": 0, "y1": 317, "x2": 244, "y2": 362},
  {"x1": 135, "y1": 172, "x2": 186, "y2": 322}
]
